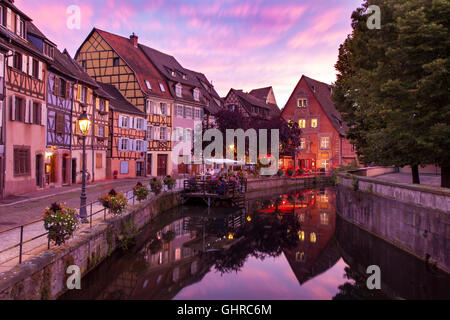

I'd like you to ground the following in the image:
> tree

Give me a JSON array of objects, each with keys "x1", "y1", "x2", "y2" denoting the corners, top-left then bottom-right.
[{"x1": 333, "y1": 0, "x2": 450, "y2": 187}]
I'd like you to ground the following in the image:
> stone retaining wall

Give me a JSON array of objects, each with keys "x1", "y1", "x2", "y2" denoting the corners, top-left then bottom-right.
[{"x1": 336, "y1": 173, "x2": 450, "y2": 274}]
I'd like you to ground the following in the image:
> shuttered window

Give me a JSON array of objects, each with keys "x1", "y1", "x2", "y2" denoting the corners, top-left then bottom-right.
[
  {"x1": 32, "y1": 58, "x2": 39, "y2": 78},
  {"x1": 55, "y1": 111, "x2": 64, "y2": 134},
  {"x1": 96, "y1": 153, "x2": 103, "y2": 169},
  {"x1": 33, "y1": 102, "x2": 42, "y2": 125},
  {"x1": 15, "y1": 97, "x2": 24, "y2": 122},
  {"x1": 14, "y1": 147, "x2": 31, "y2": 176}
]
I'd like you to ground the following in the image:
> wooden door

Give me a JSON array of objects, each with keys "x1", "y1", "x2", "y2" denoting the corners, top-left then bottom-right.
[
  {"x1": 157, "y1": 154, "x2": 168, "y2": 177},
  {"x1": 72, "y1": 159, "x2": 77, "y2": 183},
  {"x1": 36, "y1": 155, "x2": 43, "y2": 187},
  {"x1": 62, "y1": 155, "x2": 68, "y2": 184}
]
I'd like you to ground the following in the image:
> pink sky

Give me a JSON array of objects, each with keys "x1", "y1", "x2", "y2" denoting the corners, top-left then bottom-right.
[{"x1": 16, "y1": 0, "x2": 362, "y2": 107}]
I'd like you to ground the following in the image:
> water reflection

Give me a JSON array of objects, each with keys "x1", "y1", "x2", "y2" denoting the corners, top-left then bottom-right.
[{"x1": 60, "y1": 188, "x2": 450, "y2": 300}]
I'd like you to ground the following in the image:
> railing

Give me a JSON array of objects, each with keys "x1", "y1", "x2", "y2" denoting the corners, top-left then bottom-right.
[
  {"x1": 183, "y1": 178, "x2": 248, "y2": 197},
  {"x1": 0, "y1": 179, "x2": 186, "y2": 267}
]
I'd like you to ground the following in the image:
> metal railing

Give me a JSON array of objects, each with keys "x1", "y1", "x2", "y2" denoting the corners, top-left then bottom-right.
[{"x1": 0, "y1": 179, "x2": 186, "y2": 267}]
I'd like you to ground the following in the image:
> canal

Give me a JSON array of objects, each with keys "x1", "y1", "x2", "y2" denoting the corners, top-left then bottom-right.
[{"x1": 60, "y1": 187, "x2": 450, "y2": 300}]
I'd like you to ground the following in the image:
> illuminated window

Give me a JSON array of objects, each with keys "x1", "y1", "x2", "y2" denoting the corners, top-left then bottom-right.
[
  {"x1": 310, "y1": 232, "x2": 317, "y2": 243},
  {"x1": 297, "y1": 99, "x2": 308, "y2": 108},
  {"x1": 320, "y1": 137, "x2": 330, "y2": 149},
  {"x1": 299, "y1": 119, "x2": 306, "y2": 128},
  {"x1": 296, "y1": 252, "x2": 305, "y2": 262},
  {"x1": 159, "y1": 83, "x2": 165, "y2": 92},
  {"x1": 320, "y1": 159, "x2": 329, "y2": 169},
  {"x1": 299, "y1": 214, "x2": 305, "y2": 223},
  {"x1": 175, "y1": 248, "x2": 181, "y2": 260},
  {"x1": 311, "y1": 118, "x2": 318, "y2": 128},
  {"x1": 298, "y1": 230, "x2": 305, "y2": 241},
  {"x1": 145, "y1": 80, "x2": 152, "y2": 90},
  {"x1": 320, "y1": 213, "x2": 329, "y2": 225}
]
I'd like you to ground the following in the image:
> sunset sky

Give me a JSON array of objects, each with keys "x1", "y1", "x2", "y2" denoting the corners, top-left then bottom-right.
[{"x1": 16, "y1": 0, "x2": 362, "y2": 107}]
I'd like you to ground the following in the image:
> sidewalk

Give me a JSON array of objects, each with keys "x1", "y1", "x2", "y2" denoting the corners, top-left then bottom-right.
[
  {"x1": 374, "y1": 173, "x2": 441, "y2": 188},
  {"x1": 0, "y1": 178, "x2": 186, "y2": 274}
]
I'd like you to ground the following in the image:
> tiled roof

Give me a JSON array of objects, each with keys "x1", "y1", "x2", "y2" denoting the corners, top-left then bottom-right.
[
  {"x1": 96, "y1": 82, "x2": 144, "y2": 116},
  {"x1": 94, "y1": 28, "x2": 172, "y2": 100},
  {"x1": 60, "y1": 49, "x2": 98, "y2": 88},
  {"x1": 249, "y1": 87, "x2": 272, "y2": 101},
  {"x1": 302, "y1": 75, "x2": 347, "y2": 135},
  {"x1": 1, "y1": 0, "x2": 32, "y2": 21}
]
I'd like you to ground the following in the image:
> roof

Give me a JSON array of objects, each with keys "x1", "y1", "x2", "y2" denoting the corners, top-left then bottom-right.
[
  {"x1": 96, "y1": 82, "x2": 145, "y2": 116},
  {"x1": 302, "y1": 75, "x2": 347, "y2": 135},
  {"x1": 249, "y1": 87, "x2": 272, "y2": 101},
  {"x1": 93, "y1": 29, "x2": 172, "y2": 100},
  {"x1": 1, "y1": 0, "x2": 32, "y2": 21},
  {"x1": 60, "y1": 49, "x2": 98, "y2": 88}
]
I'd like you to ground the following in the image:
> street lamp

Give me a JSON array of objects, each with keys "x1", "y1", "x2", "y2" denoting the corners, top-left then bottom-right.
[{"x1": 78, "y1": 109, "x2": 91, "y2": 223}]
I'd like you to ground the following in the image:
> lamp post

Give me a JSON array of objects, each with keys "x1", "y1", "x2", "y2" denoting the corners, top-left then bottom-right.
[{"x1": 78, "y1": 109, "x2": 91, "y2": 223}]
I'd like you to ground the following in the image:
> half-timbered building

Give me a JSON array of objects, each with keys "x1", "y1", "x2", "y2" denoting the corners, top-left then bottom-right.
[
  {"x1": 1, "y1": 1, "x2": 49, "y2": 196},
  {"x1": 75, "y1": 29, "x2": 173, "y2": 177},
  {"x1": 223, "y1": 87, "x2": 280, "y2": 122},
  {"x1": 97, "y1": 82, "x2": 147, "y2": 179},
  {"x1": 281, "y1": 75, "x2": 358, "y2": 172}
]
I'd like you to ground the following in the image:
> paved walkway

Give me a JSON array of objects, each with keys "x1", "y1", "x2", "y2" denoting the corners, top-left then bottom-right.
[
  {"x1": 375, "y1": 173, "x2": 441, "y2": 188},
  {"x1": 0, "y1": 178, "x2": 186, "y2": 273}
]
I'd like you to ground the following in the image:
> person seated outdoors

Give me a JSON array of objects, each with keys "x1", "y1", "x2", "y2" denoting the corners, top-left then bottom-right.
[{"x1": 217, "y1": 177, "x2": 228, "y2": 195}]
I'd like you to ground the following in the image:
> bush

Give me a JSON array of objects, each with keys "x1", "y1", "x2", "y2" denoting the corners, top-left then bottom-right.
[
  {"x1": 287, "y1": 168, "x2": 295, "y2": 177},
  {"x1": 162, "y1": 230, "x2": 176, "y2": 243},
  {"x1": 99, "y1": 189, "x2": 128, "y2": 215},
  {"x1": 163, "y1": 175, "x2": 176, "y2": 190},
  {"x1": 133, "y1": 182, "x2": 149, "y2": 201},
  {"x1": 150, "y1": 178, "x2": 163, "y2": 195},
  {"x1": 296, "y1": 168, "x2": 305, "y2": 176},
  {"x1": 43, "y1": 203, "x2": 79, "y2": 246},
  {"x1": 277, "y1": 169, "x2": 284, "y2": 177}
]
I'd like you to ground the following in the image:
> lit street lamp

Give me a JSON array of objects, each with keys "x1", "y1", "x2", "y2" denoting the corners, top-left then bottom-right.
[{"x1": 78, "y1": 109, "x2": 91, "y2": 223}]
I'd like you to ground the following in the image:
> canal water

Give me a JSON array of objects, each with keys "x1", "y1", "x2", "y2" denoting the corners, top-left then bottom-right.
[{"x1": 60, "y1": 188, "x2": 450, "y2": 300}]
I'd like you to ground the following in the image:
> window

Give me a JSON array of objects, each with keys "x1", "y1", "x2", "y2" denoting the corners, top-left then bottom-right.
[
  {"x1": 160, "y1": 127, "x2": 167, "y2": 140},
  {"x1": 194, "y1": 108, "x2": 200, "y2": 119},
  {"x1": 310, "y1": 232, "x2": 317, "y2": 243},
  {"x1": 120, "y1": 138, "x2": 129, "y2": 151},
  {"x1": 184, "y1": 107, "x2": 192, "y2": 118},
  {"x1": 81, "y1": 60, "x2": 87, "y2": 70},
  {"x1": 14, "y1": 147, "x2": 31, "y2": 176},
  {"x1": 96, "y1": 153, "x2": 103, "y2": 169},
  {"x1": 80, "y1": 86, "x2": 87, "y2": 103},
  {"x1": 31, "y1": 59, "x2": 39, "y2": 79},
  {"x1": 320, "y1": 137, "x2": 330, "y2": 149},
  {"x1": 300, "y1": 138, "x2": 306, "y2": 150},
  {"x1": 43, "y1": 43, "x2": 54, "y2": 59},
  {"x1": 59, "y1": 78, "x2": 66, "y2": 97},
  {"x1": 298, "y1": 231, "x2": 305, "y2": 241},
  {"x1": 159, "y1": 83, "x2": 165, "y2": 92},
  {"x1": 147, "y1": 101, "x2": 154, "y2": 114},
  {"x1": 99, "y1": 99, "x2": 106, "y2": 112},
  {"x1": 14, "y1": 97, "x2": 24, "y2": 122},
  {"x1": 320, "y1": 213, "x2": 329, "y2": 225},
  {"x1": 160, "y1": 103, "x2": 166, "y2": 115},
  {"x1": 297, "y1": 99, "x2": 307, "y2": 108},
  {"x1": 98, "y1": 125, "x2": 105, "y2": 137},
  {"x1": 113, "y1": 57, "x2": 119, "y2": 67},
  {"x1": 298, "y1": 119, "x2": 306, "y2": 129},
  {"x1": 351, "y1": 144, "x2": 355, "y2": 152},
  {"x1": 120, "y1": 161, "x2": 129, "y2": 174},
  {"x1": 120, "y1": 116, "x2": 129, "y2": 128},
  {"x1": 175, "y1": 84, "x2": 182, "y2": 97},
  {"x1": 311, "y1": 118, "x2": 318, "y2": 128},
  {"x1": 295, "y1": 252, "x2": 305, "y2": 262},
  {"x1": 136, "y1": 140, "x2": 144, "y2": 152},
  {"x1": 13, "y1": 52, "x2": 22, "y2": 70},
  {"x1": 147, "y1": 125, "x2": 153, "y2": 140},
  {"x1": 0, "y1": 6, "x2": 3, "y2": 27},
  {"x1": 176, "y1": 105, "x2": 183, "y2": 117},
  {"x1": 135, "y1": 118, "x2": 144, "y2": 130},
  {"x1": 193, "y1": 88, "x2": 200, "y2": 101},
  {"x1": 229, "y1": 104, "x2": 236, "y2": 111},
  {"x1": 145, "y1": 80, "x2": 152, "y2": 90}
]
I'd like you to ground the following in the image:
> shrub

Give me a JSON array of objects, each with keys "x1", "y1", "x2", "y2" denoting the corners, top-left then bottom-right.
[
  {"x1": 162, "y1": 231, "x2": 176, "y2": 243},
  {"x1": 277, "y1": 169, "x2": 284, "y2": 177},
  {"x1": 296, "y1": 168, "x2": 305, "y2": 176},
  {"x1": 287, "y1": 168, "x2": 295, "y2": 177},
  {"x1": 43, "y1": 203, "x2": 79, "y2": 246},
  {"x1": 150, "y1": 178, "x2": 163, "y2": 195},
  {"x1": 133, "y1": 182, "x2": 149, "y2": 201},
  {"x1": 163, "y1": 175, "x2": 176, "y2": 190},
  {"x1": 352, "y1": 177, "x2": 359, "y2": 191},
  {"x1": 99, "y1": 189, "x2": 127, "y2": 215}
]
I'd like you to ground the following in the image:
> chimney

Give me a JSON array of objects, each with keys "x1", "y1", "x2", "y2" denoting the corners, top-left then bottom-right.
[{"x1": 130, "y1": 33, "x2": 138, "y2": 48}]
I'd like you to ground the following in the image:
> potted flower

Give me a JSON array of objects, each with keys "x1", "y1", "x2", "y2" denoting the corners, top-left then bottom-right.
[
  {"x1": 150, "y1": 178, "x2": 163, "y2": 195},
  {"x1": 99, "y1": 189, "x2": 128, "y2": 215},
  {"x1": 287, "y1": 168, "x2": 295, "y2": 177},
  {"x1": 43, "y1": 203, "x2": 79, "y2": 246},
  {"x1": 163, "y1": 175, "x2": 176, "y2": 190},
  {"x1": 133, "y1": 182, "x2": 149, "y2": 201},
  {"x1": 277, "y1": 169, "x2": 284, "y2": 177}
]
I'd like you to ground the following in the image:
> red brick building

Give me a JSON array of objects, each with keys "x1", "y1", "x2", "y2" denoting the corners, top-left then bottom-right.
[{"x1": 281, "y1": 75, "x2": 357, "y2": 172}]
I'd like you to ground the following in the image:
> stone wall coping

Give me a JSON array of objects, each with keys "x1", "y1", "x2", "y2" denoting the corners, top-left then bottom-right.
[{"x1": 338, "y1": 172, "x2": 450, "y2": 197}]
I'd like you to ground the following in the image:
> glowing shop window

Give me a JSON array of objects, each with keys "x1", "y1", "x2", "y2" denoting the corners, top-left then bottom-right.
[
  {"x1": 175, "y1": 248, "x2": 181, "y2": 260},
  {"x1": 310, "y1": 232, "x2": 317, "y2": 243},
  {"x1": 320, "y1": 213, "x2": 329, "y2": 225},
  {"x1": 298, "y1": 230, "x2": 305, "y2": 241}
]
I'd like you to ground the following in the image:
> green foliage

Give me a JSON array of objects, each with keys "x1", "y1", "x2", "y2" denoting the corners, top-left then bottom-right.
[
  {"x1": 43, "y1": 203, "x2": 79, "y2": 246},
  {"x1": 99, "y1": 189, "x2": 128, "y2": 215},
  {"x1": 286, "y1": 168, "x2": 295, "y2": 177},
  {"x1": 352, "y1": 177, "x2": 359, "y2": 191},
  {"x1": 163, "y1": 176, "x2": 176, "y2": 190},
  {"x1": 333, "y1": 0, "x2": 450, "y2": 187},
  {"x1": 277, "y1": 169, "x2": 284, "y2": 177},
  {"x1": 150, "y1": 178, "x2": 163, "y2": 194},
  {"x1": 133, "y1": 182, "x2": 150, "y2": 201}
]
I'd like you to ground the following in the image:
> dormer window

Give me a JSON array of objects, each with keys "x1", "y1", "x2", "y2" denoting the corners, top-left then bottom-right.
[
  {"x1": 113, "y1": 57, "x2": 119, "y2": 67},
  {"x1": 182, "y1": 74, "x2": 187, "y2": 80},
  {"x1": 193, "y1": 88, "x2": 200, "y2": 101},
  {"x1": 175, "y1": 84, "x2": 182, "y2": 97},
  {"x1": 159, "y1": 83, "x2": 165, "y2": 93},
  {"x1": 145, "y1": 80, "x2": 152, "y2": 90},
  {"x1": 297, "y1": 99, "x2": 308, "y2": 108},
  {"x1": 43, "y1": 43, "x2": 54, "y2": 59}
]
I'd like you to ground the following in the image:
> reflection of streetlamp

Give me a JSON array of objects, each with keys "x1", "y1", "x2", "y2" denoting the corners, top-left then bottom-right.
[{"x1": 78, "y1": 109, "x2": 91, "y2": 223}]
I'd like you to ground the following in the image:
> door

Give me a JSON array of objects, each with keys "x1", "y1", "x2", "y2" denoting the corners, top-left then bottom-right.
[
  {"x1": 157, "y1": 154, "x2": 168, "y2": 177},
  {"x1": 72, "y1": 159, "x2": 77, "y2": 183},
  {"x1": 62, "y1": 155, "x2": 68, "y2": 184},
  {"x1": 36, "y1": 155, "x2": 43, "y2": 187},
  {"x1": 136, "y1": 162, "x2": 143, "y2": 177},
  {"x1": 147, "y1": 154, "x2": 152, "y2": 176}
]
